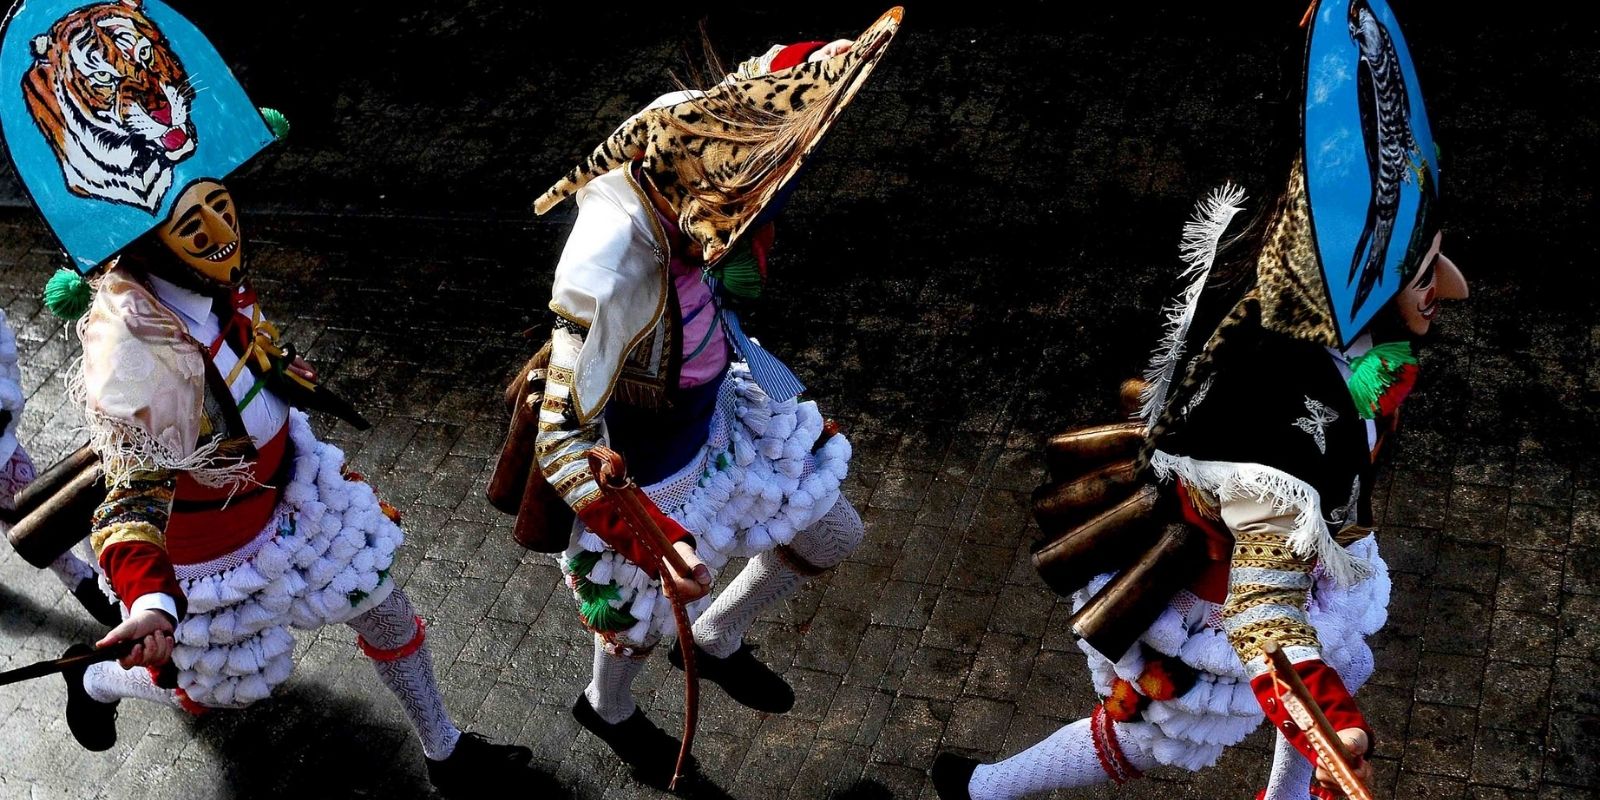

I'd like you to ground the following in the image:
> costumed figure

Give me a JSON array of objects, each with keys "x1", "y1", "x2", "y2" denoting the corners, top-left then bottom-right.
[
  {"x1": 0, "y1": 1, "x2": 534, "y2": 793},
  {"x1": 932, "y1": 1, "x2": 1466, "y2": 798},
  {"x1": 489, "y1": 8, "x2": 901, "y2": 787}
]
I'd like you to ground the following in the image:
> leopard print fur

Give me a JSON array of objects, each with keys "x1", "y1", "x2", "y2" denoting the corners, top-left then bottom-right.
[{"x1": 533, "y1": 8, "x2": 902, "y2": 266}]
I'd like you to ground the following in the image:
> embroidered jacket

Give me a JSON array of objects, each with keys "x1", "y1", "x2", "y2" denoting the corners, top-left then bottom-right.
[
  {"x1": 1152, "y1": 330, "x2": 1392, "y2": 760},
  {"x1": 76, "y1": 267, "x2": 298, "y2": 621},
  {"x1": 534, "y1": 41, "x2": 824, "y2": 572}
]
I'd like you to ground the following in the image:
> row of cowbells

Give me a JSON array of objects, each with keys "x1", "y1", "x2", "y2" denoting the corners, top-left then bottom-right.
[{"x1": 1029, "y1": 380, "x2": 1207, "y2": 662}]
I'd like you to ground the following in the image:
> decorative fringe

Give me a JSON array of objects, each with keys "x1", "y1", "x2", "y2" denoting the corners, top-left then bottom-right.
[
  {"x1": 1140, "y1": 184, "x2": 1247, "y2": 426},
  {"x1": 64, "y1": 356, "x2": 257, "y2": 491},
  {"x1": 43, "y1": 268, "x2": 93, "y2": 319},
  {"x1": 1149, "y1": 450, "x2": 1370, "y2": 587}
]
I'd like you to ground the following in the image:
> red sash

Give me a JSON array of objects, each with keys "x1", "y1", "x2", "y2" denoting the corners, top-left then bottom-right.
[{"x1": 165, "y1": 424, "x2": 291, "y2": 566}]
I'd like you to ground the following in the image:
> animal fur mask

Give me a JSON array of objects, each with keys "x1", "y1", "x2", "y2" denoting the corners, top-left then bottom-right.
[{"x1": 533, "y1": 7, "x2": 902, "y2": 266}]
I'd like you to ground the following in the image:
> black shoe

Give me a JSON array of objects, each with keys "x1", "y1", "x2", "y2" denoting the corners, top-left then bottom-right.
[
  {"x1": 426, "y1": 731, "x2": 537, "y2": 798},
  {"x1": 930, "y1": 752, "x2": 980, "y2": 800},
  {"x1": 668, "y1": 640, "x2": 794, "y2": 714},
  {"x1": 571, "y1": 693, "x2": 694, "y2": 790},
  {"x1": 62, "y1": 644, "x2": 118, "y2": 751},
  {"x1": 72, "y1": 577, "x2": 123, "y2": 627}
]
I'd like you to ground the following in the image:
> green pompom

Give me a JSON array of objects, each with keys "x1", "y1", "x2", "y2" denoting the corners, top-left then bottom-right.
[
  {"x1": 259, "y1": 107, "x2": 291, "y2": 140},
  {"x1": 43, "y1": 268, "x2": 92, "y2": 319},
  {"x1": 711, "y1": 247, "x2": 764, "y2": 299}
]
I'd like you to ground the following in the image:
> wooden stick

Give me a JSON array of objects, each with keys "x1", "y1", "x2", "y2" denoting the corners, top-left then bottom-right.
[
  {"x1": 1263, "y1": 641, "x2": 1373, "y2": 800},
  {"x1": 0, "y1": 641, "x2": 135, "y2": 687}
]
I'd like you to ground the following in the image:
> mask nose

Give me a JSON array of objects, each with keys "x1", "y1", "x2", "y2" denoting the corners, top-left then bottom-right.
[{"x1": 1435, "y1": 253, "x2": 1468, "y2": 301}]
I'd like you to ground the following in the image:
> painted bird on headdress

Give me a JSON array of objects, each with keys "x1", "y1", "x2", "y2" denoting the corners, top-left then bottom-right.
[{"x1": 1345, "y1": 0, "x2": 1420, "y2": 319}]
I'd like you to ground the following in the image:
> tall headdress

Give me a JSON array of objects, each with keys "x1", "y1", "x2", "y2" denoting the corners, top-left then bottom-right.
[
  {"x1": 0, "y1": 0, "x2": 280, "y2": 274},
  {"x1": 533, "y1": 7, "x2": 903, "y2": 267},
  {"x1": 1261, "y1": 0, "x2": 1439, "y2": 347}
]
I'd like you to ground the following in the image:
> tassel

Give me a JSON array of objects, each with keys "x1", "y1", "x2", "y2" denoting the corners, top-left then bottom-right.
[
  {"x1": 43, "y1": 268, "x2": 92, "y2": 319},
  {"x1": 259, "y1": 107, "x2": 291, "y2": 140},
  {"x1": 710, "y1": 246, "x2": 764, "y2": 298},
  {"x1": 577, "y1": 580, "x2": 637, "y2": 632},
  {"x1": 1346, "y1": 341, "x2": 1419, "y2": 419}
]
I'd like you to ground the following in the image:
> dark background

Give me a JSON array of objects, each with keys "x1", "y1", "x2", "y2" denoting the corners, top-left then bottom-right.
[
  {"x1": 5, "y1": 1, "x2": 1593, "y2": 443},
  {"x1": 2, "y1": 2, "x2": 1597, "y2": 797}
]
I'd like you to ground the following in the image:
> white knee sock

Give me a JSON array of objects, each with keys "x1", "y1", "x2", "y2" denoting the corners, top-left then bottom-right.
[
  {"x1": 82, "y1": 661, "x2": 183, "y2": 708},
  {"x1": 585, "y1": 634, "x2": 650, "y2": 724},
  {"x1": 1262, "y1": 731, "x2": 1315, "y2": 800},
  {"x1": 347, "y1": 589, "x2": 462, "y2": 761},
  {"x1": 692, "y1": 498, "x2": 863, "y2": 658},
  {"x1": 968, "y1": 717, "x2": 1160, "y2": 800},
  {"x1": 47, "y1": 550, "x2": 96, "y2": 589}
]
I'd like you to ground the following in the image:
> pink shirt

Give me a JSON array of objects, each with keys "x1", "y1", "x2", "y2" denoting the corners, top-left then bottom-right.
[{"x1": 656, "y1": 206, "x2": 730, "y2": 388}]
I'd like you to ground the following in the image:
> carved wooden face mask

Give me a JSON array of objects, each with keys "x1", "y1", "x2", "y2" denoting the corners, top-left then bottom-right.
[{"x1": 156, "y1": 178, "x2": 241, "y2": 286}]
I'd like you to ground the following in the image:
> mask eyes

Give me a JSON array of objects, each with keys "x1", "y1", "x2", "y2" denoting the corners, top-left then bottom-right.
[
  {"x1": 1411, "y1": 255, "x2": 1437, "y2": 291},
  {"x1": 88, "y1": 69, "x2": 117, "y2": 87},
  {"x1": 135, "y1": 40, "x2": 152, "y2": 64},
  {"x1": 176, "y1": 219, "x2": 202, "y2": 238}
]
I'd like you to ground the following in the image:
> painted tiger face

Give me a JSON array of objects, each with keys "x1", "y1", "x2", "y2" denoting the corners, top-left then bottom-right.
[{"x1": 21, "y1": 0, "x2": 197, "y2": 212}]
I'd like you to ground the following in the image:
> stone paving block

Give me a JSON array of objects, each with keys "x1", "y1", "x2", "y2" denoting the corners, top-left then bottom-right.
[
  {"x1": 1490, "y1": 610, "x2": 1561, "y2": 666},
  {"x1": 1416, "y1": 652, "x2": 1488, "y2": 708},
  {"x1": 942, "y1": 697, "x2": 1015, "y2": 753},
  {"x1": 1499, "y1": 547, "x2": 1568, "y2": 615},
  {"x1": 922, "y1": 589, "x2": 998, "y2": 654},
  {"x1": 1425, "y1": 589, "x2": 1494, "y2": 656},
  {"x1": 1405, "y1": 703, "x2": 1480, "y2": 780},
  {"x1": 1472, "y1": 727, "x2": 1546, "y2": 791},
  {"x1": 1545, "y1": 712, "x2": 1600, "y2": 789},
  {"x1": 870, "y1": 696, "x2": 948, "y2": 769},
  {"x1": 1480, "y1": 660, "x2": 1554, "y2": 732}
]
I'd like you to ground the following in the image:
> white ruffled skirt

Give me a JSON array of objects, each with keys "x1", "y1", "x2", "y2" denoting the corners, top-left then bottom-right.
[
  {"x1": 559, "y1": 364, "x2": 852, "y2": 648},
  {"x1": 1074, "y1": 536, "x2": 1391, "y2": 771},
  {"x1": 95, "y1": 410, "x2": 404, "y2": 708}
]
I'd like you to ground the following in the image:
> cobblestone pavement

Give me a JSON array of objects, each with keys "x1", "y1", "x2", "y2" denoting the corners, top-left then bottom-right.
[{"x1": 2, "y1": 3, "x2": 1597, "y2": 799}]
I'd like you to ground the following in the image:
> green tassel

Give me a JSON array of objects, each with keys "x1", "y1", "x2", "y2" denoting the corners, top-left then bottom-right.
[
  {"x1": 576, "y1": 581, "x2": 637, "y2": 632},
  {"x1": 711, "y1": 247, "x2": 763, "y2": 299},
  {"x1": 566, "y1": 550, "x2": 602, "y2": 579},
  {"x1": 1346, "y1": 341, "x2": 1417, "y2": 418},
  {"x1": 260, "y1": 107, "x2": 291, "y2": 140},
  {"x1": 43, "y1": 268, "x2": 92, "y2": 319}
]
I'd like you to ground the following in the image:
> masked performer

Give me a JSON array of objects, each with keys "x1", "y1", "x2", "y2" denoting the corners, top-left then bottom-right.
[
  {"x1": 0, "y1": 1, "x2": 531, "y2": 793},
  {"x1": 501, "y1": 8, "x2": 900, "y2": 785},
  {"x1": 933, "y1": 1, "x2": 1465, "y2": 798}
]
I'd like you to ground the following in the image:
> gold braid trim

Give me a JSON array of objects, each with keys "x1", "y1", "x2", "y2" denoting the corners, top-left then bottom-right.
[
  {"x1": 90, "y1": 520, "x2": 167, "y2": 556},
  {"x1": 1226, "y1": 617, "x2": 1320, "y2": 666},
  {"x1": 1221, "y1": 587, "x2": 1309, "y2": 620}
]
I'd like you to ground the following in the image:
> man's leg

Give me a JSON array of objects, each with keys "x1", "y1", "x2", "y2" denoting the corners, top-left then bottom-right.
[
  {"x1": 934, "y1": 710, "x2": 1160, "y2": 800},
  {"x1": 679, "y1": 497, "x2": 863, "y2": 710}
]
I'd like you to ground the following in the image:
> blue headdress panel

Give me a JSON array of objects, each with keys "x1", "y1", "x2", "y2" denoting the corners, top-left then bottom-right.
[
  {"x1": 0, "y1": 0, "x2": 272, "y2": 272},
  {"x1": 1303, "y1": 0, "x2": 1438, "y2": 345}
]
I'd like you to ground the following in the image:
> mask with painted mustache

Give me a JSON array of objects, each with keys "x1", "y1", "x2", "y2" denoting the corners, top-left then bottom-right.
[{"x1": 156, "y1": 178, "x2": 243, "y2": 287}]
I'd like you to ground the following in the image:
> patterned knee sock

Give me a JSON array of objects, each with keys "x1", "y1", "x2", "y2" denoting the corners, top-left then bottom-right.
[
  {"x1": 1263, "y1": 731, "x2": 1316, "y2": 800},
  {"x1": 82, "y1": 661, "x2": 182, "y2": 708},
  {"x1": 692, "y1": 498, "x2": 863, "y2": 658},
  {"x1": 347, "y1": 589, "x2": 462, "y2": 761},
  {"x1": 585, "y1": 635, "x2": 649, "y2": 724},
  {"x1": 47, "y1": 550, "x2": 96, "y2": 589},
  {"x1": 967, "y1": 715, "x2": 1159, "y2": 800}
]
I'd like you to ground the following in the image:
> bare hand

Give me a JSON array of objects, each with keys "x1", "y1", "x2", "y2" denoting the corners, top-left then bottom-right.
[
  {"x1": 662, "y1": 540, "x2": 713, "y2": 602},
  {"x1": 1314, "y1": 728, "x2": 1372, "y2": 791},
  {"x1": 97, "y1": 608, "x2": 176, "y2": 669},
  {"x1": 810, "y1": 39, "x2": 854, "y2": 61}
]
